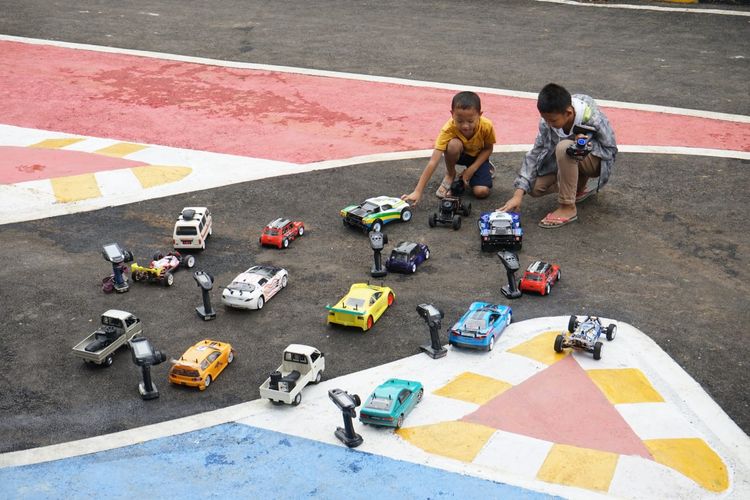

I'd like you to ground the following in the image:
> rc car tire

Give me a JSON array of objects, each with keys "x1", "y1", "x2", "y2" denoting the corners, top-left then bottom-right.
[
  {"x1": 507, "y1": 311, "x2": 512, "y2": 326},
  {"x1": 554, "y1": 334, "x2": 565, "y2": 353},
  {"x1": 557, "y1": 270, "x2": 561, "y2": 281},
  {"x1": 281, "y1": 275, "x2": 288, "y2": 288},
  {"x1": 424, "y1": 249, "x2": 430, "y2": 259},
  {"x1": 410, "y1": 263, "x2": 417, "y2": 273},
  {"x1": 298, "y1": 226, "x2": 304, "y2": 236},
  {"x1": 488, "y1": 336, "x2": 495, "y2": 351},
  {"x1": 417, "y1": 388, "x2": 424, "y2": 402},
  {"x1": 227, "y1": 352, "x2": 234, "y2": 364},
  {"x1": 366, "y1": 316, "x2": 374, "y2": 330},
  {"x1": 257, "y1": 296, "x2": 265, "y2": 310},
  {"x1": 401, "y1": 208, "x2": 412, "y2": 222},
  {"x1": 185, "y1": 255, "x2": 196, "y2": 268},
  {"x1": 463, "y1": 203, "x2": 472, "y2": 217},
  {"x1": 568, "y1": 315, "x2": 578, "y2": 333},
  {"x1": 372, "y1": 220, "x2": 383, "y2": 233},
  {"x1": 396, "y1": 415, "x2": 404, "y2": 429},
  {"x1": 204, "y1": 375, "x2": 212, "y2": 389},
  {"x1": 314, "y1": 370, "x2": 323, "y2": 384},
  {"x1": 282, "y1": 239, "x2": 289, "y2": 249},
  {"x1": 164, "y1": 272, "x2": 174, "y2": 287},
  {"x1": 452, "y1": 215, "x2": 461, "y2": 230},
  {"x1": 133, "y1": 272, "x2": 141, "y2": 282},
  {"x1": 545, "y1": 284, "x2": 551, "y2": 296},
  {"x1": 606, "y1": 324, "x2": 617, "y2": 341},
  {"x1": 387, "y1": 292, "x2": 395, "y2": 305},
  {"x1": 292, "y1": 393, "x2": 302, "y2": 406},
  {"x1": 428, "y1": 214, "x2": 436, "y2": 227},
  {"x1": 593, "y1": 341, "x2": 603, "y2": 360},
  {"x1": 104, "y1": 355, "x2": 114, "y2": 367}
]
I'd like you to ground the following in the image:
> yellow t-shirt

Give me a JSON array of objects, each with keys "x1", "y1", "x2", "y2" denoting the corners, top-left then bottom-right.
[{"x1": 434, "y1": 116, "x2": 496, "y2": 157}]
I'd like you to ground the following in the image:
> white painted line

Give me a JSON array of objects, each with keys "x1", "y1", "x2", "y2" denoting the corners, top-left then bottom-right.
[
  {"x1": 474, "y1": 430, "x2": 554, "y2": 480},
  {"x1": 96, "y1": 168, "x2": 144, "y2": 198},
  {"x1": 610, "y1": 454, "x2": 705, "y2": 499},
  {"x1": 617, "y1": 403, "x2": 701, "y2": 441},
  {"x1": 1, "y1": 35, "x2": 748, "y2": 124},
  {"x1": 535, "y1": 0, "x2": 750, "y2": 17}
]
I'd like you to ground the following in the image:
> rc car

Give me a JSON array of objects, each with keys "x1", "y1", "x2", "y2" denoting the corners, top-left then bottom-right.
[
  {"x1": 168, "y1": 339, "x2": 235, "y2": 390},
  {"x1": 340, "y1": 196, "x2": 412, "y2": 233},
  {"x1": 260, "y1": 217, "x2": 305, "y2": 249},
  {"x1": 554, "y1": 315, "x2": 617, "y2": 360},
  {"x1": 429, "y1": 179, "x2": 471, "y2": 230},
  {"x1": 259, "y1": 344, "x2": 325, "y2": 406},
  {"x1": 478, "y1": 211, "x2": 523, "y2": 251},
  {"x1": 221, "y1": 265, "x2": 288, "y2": 310},
  {"x1": 359, "y1": 378, "x2": 424, "y2": 428},
  {"x1": 326, "y1": 283, "x2": 395, "y2": 331},
  {"x1": 173, "y1": 207, "x2": 212, "y2": 250},
  {"x1": 71, "y1": 310, "x2": 142, "y2": 367},
  {"x1": 130, "y1": 251, "x2": 195, "y2": 287},
  {"x1": 448, "y1": 302, "x2": 512, "y2": 351},
  {"x1": 385, "y1": 241, "x2": 430, "y2": 274},
  {"x1": 519, "y1": 261, "x2": 560, "y2": 296}
]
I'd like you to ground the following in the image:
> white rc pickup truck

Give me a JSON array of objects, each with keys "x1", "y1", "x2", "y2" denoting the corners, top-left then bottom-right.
[
  {"x1": 71, "y1": 310, "x2": 142, "y2": 366},
  {"x1": 259, "y1": 344, "x2": 325, "y2": 406}
]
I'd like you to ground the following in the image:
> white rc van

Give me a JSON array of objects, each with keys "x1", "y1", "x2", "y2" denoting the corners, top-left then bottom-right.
[{"x1": 173, "y1": 207, "x2": 212, "y2": 250}]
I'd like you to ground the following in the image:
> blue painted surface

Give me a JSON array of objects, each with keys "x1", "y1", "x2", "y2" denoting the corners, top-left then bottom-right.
[{"x1": 0, "y1": 423, "x2": 558, "y2": 499}]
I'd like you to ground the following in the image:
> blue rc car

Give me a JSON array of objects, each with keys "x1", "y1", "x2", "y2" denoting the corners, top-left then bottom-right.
[
  {"x1": 448, "y1": 302, "x2": 512, "y2": 351},
  {"x1": 385, "y1": 241, "x2": 430, "y2": 274},
  {"x1": 478, "y1": 211, "x2": 523, "y2": 251}
]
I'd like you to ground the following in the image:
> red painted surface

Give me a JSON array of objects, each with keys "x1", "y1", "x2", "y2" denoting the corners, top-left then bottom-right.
[
  {"x1": 0, "y1": 40, "x2": 748, "y2": 179},
  {"x1": 463, "y1": 356, "x2": 653, "y2": 458},
  {"x1": 0, "y1": 147, "x2": 146, "y2": 184}
]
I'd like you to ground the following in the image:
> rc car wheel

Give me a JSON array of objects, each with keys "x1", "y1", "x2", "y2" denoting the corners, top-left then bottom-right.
[
  {"x1": 507, "y1": 311, "x2": 512, "y2": 326},
  {"x1": 568, "y1": 315, "x2": 578, "y2": 333},
  {"x1": 292, "y1": 393, "x2": 302, "y2": 406},
  {"x1": 593, "y1": 341, "x2": 603, "y2": 360},
  {"x1": 545, "y1": 284, "x2": 551, "y2": 296},
  {"x1": 410, "y1": 263, "x2": 417, "y2": 273},
  {"x1": 185, "y1": 255, "x2": 196, "y2": 268},
  {"x1": 417, "y1": 388, "x2": 424, "y2": 402},
  {"x1": 204, "y1": 375, "x2": 212, "y2": 389},
  {"x1": 298, "y1": 226, "x2": 305, "y2": 236},
  {"x1": 104, "y1": 355, "x2": 114, "y2": 367},
  {"x1": 227, "y1": 352, "x2": 234, "y2": 364},
  {"x1": 208, "y1": 226, "x2": 213, "y2": 237},
  {"x1": 606, "y1": 324, "x2": 617, "y2": 341},
  {"x1": 396, "y1": 415, "x2": 404, "y2": 429},
  {"x1": 281, "y1": 275, "x2": 288, "y2": 288},
  {"x1": 557, "y1": 270, "x2": 561, "y2": 281},
  {"x1": 132, "y1": 272, "x2": 141, "y2": 282},
  {"x1": 257, "y1": 296, "x2": 265, "y2": 310},
  {"x1": 452, "y1": 215, "x2": 461, "y2": 230},
  {"x1": 401, "y1": 208, "x2": 412, "y2": 222},
  {"x1": 387, "y1": 292, "x2": 395, "y2": 305},
  {"x1": 488, "y1": 336, "x2": 495, "y2": 351},
  {"x1": 424, "y1": 249, "x2": 430, "y2": 259},
  {"x1": 152, "y1": 252, "x2": 164, "y2": 261},
  {"x1": 428, "y1": 214, "x2": 437, "y2": 228},
  {"x1": 164, "y1": 272, "x2": 174, "y2": 287},
  {"x1": 366, "y1": 316, "x2": 374, "y2": 330},
  {"x1": 282, "y1": 238, "x2": 289, "y2": 249},
  {"x1": 314, "y1": 370, "x2": 323, "y2": 384},
  {"x1": 554, "y1": 334, "x2": 565, "y2": 353},
  {"x1": 371, "y1": 220, "x2": 383, "y2": 233},
  {"x1": 463, "y1": 202, "x2": 472, "y2": 217}
]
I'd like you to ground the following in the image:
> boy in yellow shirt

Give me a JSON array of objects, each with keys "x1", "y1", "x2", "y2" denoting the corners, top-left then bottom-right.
[{"x1": 402, "y1": 91, "x2": 496, "y2": 205}]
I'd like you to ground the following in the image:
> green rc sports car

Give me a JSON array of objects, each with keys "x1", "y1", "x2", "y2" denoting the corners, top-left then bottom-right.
[
  {"x1": 359, "y1": 378, "x2": 423, "y2": 428},
  {"x1": 340, "y1": 196, "x2": 412, "y2": 232}
]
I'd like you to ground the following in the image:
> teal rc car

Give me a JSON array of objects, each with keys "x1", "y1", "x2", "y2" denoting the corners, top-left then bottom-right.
[{"x1": 359, "y1": 378, "x2": 423, "y2": 428}]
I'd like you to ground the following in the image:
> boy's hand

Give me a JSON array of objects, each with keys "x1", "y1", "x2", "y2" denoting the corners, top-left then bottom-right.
[{"x1": 402, "y1": 191, "x2": 421, "y2": 206}]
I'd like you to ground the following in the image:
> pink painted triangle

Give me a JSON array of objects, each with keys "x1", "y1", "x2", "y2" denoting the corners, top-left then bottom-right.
[{"x1": 463, "y1": 355, "x2": 652, "y2": 458}]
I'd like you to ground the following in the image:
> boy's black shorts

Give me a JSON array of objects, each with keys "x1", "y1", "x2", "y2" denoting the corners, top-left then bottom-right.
[{"x1": 458, "y1": 153, "x2": 493, "y2": 188}]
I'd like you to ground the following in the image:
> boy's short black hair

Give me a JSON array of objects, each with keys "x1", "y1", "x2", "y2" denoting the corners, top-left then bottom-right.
[
  {"x1": 452, "y1": 91, "x2": 481, "y2": 112},
  {"x1": 537, "y1": 83, "x2": 572, "y2": 114}
]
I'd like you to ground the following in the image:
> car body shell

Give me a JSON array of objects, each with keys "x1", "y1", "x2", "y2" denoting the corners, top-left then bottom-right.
[
  {"x1": 168, "y1": 339, "x2": 234, "y2": 390},
  {"x1": 385, "y1": 241, "x2": 430, "y2": 274},
  {"x1": 519, "y1": 261, "x2": 560, "y2": 295},
  {"x1": 340, "y1": 196, "x2": 411, "y2": 232},
  {"x1": 259, "y1": 344, "x2": 325, "y2": 405},
  {"x1": 221, "y1": 265, "x2": 288, "y2": 310},
  {"x1": 173, "y1": 207, "x2": 212, "y2": 250},
  {"x1": 478, "y1": 211, "x2": 523, "y2": 251},
  {"x1": 326, "y1": 283, "x2": 395, "y2": 331},
  {"x1": 449, "y1": 302, "x2": 513, "y2": 350},
  {"x1": 71, "y1": 310, "x2": 142, "y2": 366},
  {"x1": 260, "y1": 217, "x2": 305, "y2": 249},
  {"x1": 359, "y1": 378, "x2": 424, "y2": 428},
  {"x1": 130, "y1": 251, "x2": 194, "y2": 286}
]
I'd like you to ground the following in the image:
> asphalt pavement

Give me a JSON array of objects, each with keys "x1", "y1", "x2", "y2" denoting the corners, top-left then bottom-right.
[{"x1": 0, "y1": 0, "x2": 748, "y2": 453}]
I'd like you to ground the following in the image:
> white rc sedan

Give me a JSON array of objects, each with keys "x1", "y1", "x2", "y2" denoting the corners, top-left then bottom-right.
[{"x1": 221, "y1": 265, "x2": 288, "y2": 310}]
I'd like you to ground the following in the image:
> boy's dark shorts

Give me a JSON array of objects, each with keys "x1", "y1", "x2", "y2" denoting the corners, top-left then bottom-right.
[{"x1": 458, "y1": 153, "x2": 493, "y2": 189}]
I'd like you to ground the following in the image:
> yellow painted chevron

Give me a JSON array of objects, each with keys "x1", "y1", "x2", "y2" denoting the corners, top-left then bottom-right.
[
  {"x1": 131, "y1": 165, "x2": 192, "y2": 188},
  {"x1": 95, "y1": 142, "x2": 147, "y2": 158},
  {"x1": 51, "y1": 173, "x2": 101, "y2": 202},
  {"x1": 29, "y1": 138, "x2": 85, "y2": 149}
]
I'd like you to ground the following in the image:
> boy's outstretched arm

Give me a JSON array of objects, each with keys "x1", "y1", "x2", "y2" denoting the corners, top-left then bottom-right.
[{"x1": 401, "y1": 149, "x2": 443, "y2": 206}]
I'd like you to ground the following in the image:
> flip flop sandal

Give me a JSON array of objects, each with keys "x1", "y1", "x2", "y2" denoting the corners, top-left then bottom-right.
[
  {"x1": 489, "y1": 161, "x2": 497, "y2": 179},
  {"x1": 539, "y1": 213, "x2": 578, "y2": 228},
  {"x1": 435, "y1": 180, "x2": 452, "y2": 198},
  {"x1": 575, "y1": 189, "x2": 596, "y2": 203}
]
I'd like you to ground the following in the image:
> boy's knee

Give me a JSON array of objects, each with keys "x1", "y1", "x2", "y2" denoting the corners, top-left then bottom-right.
[
  {"x1": 446, "y1": 138, "x2": 463, "y2": 156},
  {"x1": 472, "y1": 185, "x2": 490, "y2": 198},
  {"x1": 555, "y1": 140, "x2": 575, "y2": 159}
]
